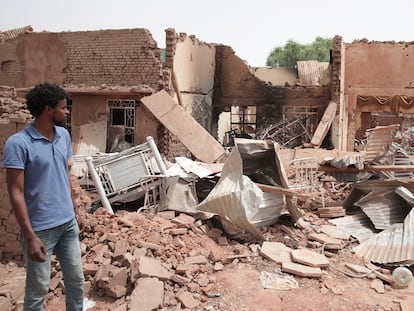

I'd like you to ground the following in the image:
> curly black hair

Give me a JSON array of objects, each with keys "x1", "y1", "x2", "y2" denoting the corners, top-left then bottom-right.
[{"x1": 25, "y1": 83, "x2": 70, "y2": 117}]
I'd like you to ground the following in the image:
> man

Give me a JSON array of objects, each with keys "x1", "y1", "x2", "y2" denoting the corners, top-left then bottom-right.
[{"x1": 2, "y1": 83, "x2": 84, "y2": 311}]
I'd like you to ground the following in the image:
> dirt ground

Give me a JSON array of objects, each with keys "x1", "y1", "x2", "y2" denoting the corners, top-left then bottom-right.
[{"x1": 44, "y1": 259, "x2": 414, "y2": 311}]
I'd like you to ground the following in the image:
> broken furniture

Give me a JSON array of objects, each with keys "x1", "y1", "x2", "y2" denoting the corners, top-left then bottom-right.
[
  {"x1": 288, "y1": 156, "x2": 325, "y2": 208},
  {"x1": 256, "y1": 115, "x2": 312, "y2": 148},
  {"x1": 86, "y1": 136, "x2": 167, "y2": 214}
]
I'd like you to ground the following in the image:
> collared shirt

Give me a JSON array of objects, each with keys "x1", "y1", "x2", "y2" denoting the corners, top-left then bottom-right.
[{"x1": 2, "y1": 124, "x2": 75, "y2": 231}]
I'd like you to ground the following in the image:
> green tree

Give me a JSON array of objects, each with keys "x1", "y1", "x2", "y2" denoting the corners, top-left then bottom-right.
[{"x1": 266, "y1": 37, "x2": 333, "y2": 67}]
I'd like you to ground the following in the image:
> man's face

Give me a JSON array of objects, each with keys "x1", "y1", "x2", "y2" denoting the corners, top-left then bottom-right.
[{"x1": 52, "y1": 99, "x2": 69, "y2": 127}]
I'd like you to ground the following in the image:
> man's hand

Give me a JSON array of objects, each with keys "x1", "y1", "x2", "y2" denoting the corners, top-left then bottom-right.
[{"x1": 26, "y1": 236, "x2": 47, "y2": 262}]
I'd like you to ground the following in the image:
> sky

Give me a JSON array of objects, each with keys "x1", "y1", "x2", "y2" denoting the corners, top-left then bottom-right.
[{"x1": 1, "y1": 0, "x2": 413, "y2": 67}]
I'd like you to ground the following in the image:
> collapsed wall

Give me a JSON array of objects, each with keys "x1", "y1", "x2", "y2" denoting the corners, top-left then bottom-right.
[{"x1": 0, "y1": 87, "x2": 31, "y2": 260}]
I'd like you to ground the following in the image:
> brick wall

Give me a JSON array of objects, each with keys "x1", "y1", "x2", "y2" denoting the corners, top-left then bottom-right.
[
  {"x1": 60, "y1": 29, "x2": 164, "y2": 88},
  {"x1": 331, "y1": 35, "x2": 343, "y2": 103},
  {"x1": 0, "y1": 28, "x2": 168, "y2": 90},
  {"x1": 0, "y1": 121, "x2": 27, "y2": 260}
]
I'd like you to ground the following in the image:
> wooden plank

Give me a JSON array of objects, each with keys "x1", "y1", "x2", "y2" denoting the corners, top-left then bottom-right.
[
  {"x1": 141, "y1": 90, "x2": 225, "y2": 163},
  {"x1": 319, "y1": 165, "x2": 414, "y2": 173},
  {"x1": 255, "y1": 183, "x2": 311, "y2": 198},
  {"x1": 310, "y1": 101, "x2": 337, "y2": 147},
  {"x1": 273, "y1": 144, "x2": 302, "y2": 223}
]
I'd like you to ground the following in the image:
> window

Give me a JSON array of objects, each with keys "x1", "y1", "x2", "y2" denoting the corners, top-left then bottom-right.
[
  {"x1": 230, "y1": 105, "x2": 257, "y2": 137},
  {"x1": 108, "y1": 100, "x2": 136, "y2": 144}
]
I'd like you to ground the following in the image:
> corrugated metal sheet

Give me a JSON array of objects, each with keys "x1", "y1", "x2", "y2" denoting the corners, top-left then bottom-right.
[
  {"x1": 363, "y1": 124, "x2": 400, "y2": 164},
  {"x1": 395, "y1": 186, "x2": 414, "y2": 206},
  {"x1": 355, "y1": 190, "x2": 411, "y2": 230},
  {"x1": 353, "y1": 207, "x2": 414, "y2": 264},
  {"x1": 328, "y1": 212, "x2": 378, "y2": 243},
  {"x1": 343, "y1": 179, "x2": 414, "y2": 209},
  {"x1": 196, "y1": 148, "x2": 284, "y2": 240},
  {"x1": 297, "y1": 61, "x2": 330, "y2": 86},
  {"x1": 372, "y1": 143, "x2": 413, "y2": 179}
]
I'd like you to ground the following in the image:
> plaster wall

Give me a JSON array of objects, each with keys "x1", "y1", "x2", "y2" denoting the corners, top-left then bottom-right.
[
  {"x1": 252, "y1": 67, "x2": 298, "y2": 86},
  {"x1": 345, "y1": 42, "x2": 414, "y2": 93},
  {"x1": 168, "y1": 33, "x2": 217, "y2": 137},
  {"x1": 69, "y1": 93, "x2": 161, "y2": 153},
  {"x1": 173, "y1": 36, "x2": 215, "y2": 93}
]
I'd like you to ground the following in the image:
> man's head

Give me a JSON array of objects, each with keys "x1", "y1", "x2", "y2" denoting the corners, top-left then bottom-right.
[{"x1": 26, "y1": 83, "x2": 70, "y2": 118}]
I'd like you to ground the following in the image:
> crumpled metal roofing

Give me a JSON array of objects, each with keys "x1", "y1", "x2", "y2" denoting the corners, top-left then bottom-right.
[
  {"x1": 329, "y1": 212, "x2": 378, "y2": 243},
  {"x1": 363, "y1": 124, "x2": 400, "y2": 164},
  {"x1": 353, "y1": 207, "x2": 414, "y2": 265},
  {"x1": 355, "y1": 190, "x2": 411, "y2": 230}
]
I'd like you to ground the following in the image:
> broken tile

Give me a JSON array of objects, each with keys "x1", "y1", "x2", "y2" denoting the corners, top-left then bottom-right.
[
  {"x1": 260, "y1": 241, "x2": 292, "y2": 264},
  {"x1": 290, "y1": 248, "x2": 329, "y2": 268},
  {"x1": 281, "y1": 262, "x2": 323, "y2": 278}
]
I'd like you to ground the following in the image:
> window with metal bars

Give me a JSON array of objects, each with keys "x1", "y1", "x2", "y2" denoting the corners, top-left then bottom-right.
[
  {"x1": 108, "y1": 99, "x2": 136, "y2": 144},
  {"x1": 230, "y1": 105, "x2": 257, "y2": 137}
]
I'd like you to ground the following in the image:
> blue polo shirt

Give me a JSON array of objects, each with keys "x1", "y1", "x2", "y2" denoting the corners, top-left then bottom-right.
[{"x1": 2, "y1": 124, "x2": 75, "y2": 231}]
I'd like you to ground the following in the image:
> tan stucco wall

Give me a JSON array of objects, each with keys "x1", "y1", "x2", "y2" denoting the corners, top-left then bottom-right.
[
  {"x1": 345, "y1": 42, "x2": 414, "y2": 92},
  {"x1": 173, "y1": 36, "x2": 215, "y2": 93},
  {"x1": 69, "y1": 93, "x2": 161, "y2": 153},
  {"x1": 172, "y1": 35, "x2": 216, "y2": 134},
  {"x1": 252, "y1": 67, "x2": 297, "y2": 86}
]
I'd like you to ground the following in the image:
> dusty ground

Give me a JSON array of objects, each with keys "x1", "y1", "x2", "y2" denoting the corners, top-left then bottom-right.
[{"x1": 43, "y1": 257, "x2": 414, "y2": 311}]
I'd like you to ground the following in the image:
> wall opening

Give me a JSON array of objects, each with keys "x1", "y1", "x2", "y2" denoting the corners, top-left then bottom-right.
[
  {"x1": 230, "y1": 105, "x2": 256, "y2": 138},
  {"x1": 108, "y1": 99, "x2": 136, "y2": 152}
]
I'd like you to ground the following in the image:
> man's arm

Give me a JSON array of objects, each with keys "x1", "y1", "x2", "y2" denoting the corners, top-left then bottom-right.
[{"x1": 6, "y1": 168, "x2": 47, "y2": 262}]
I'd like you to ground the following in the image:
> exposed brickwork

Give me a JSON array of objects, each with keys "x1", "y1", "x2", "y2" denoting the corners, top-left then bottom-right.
[
  {"x1": 165, "y1": 28, "x2": 178, "y2": 70},
  {"x1": 0, "y1": 121, "x2": 27, "y2": 260},
  {"x1": 331, "y1": 35, "x2": 343, "y2": 103},
  {"x1": 0, "y1": 60, "x2": 24, "y2": 85},
  {"x1": 0, "y1": 29, "x2": 167, "y2": 90},
  {"x1": 0, "y1": 88, "x2": 32, "y2": 260},
  {"x1": 60, "y1": 29, "x2": 164, "y2": 89}
]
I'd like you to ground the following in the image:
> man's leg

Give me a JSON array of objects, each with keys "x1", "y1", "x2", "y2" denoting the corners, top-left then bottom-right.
[
  {"x1": 55, "y1": 218, "x2": 84, "y2": 311},
  {"x1": 22, "y1": 229, "x2": 56, "y2": 311}
]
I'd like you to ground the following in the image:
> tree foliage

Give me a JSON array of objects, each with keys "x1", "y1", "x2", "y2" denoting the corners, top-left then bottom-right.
[{"x1": 266, "y1": 37, "x2": 333, "y2": 67}]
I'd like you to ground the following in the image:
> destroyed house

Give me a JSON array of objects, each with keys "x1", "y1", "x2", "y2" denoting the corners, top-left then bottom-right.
[
  {"x1": 1, "y1": 28, "x2": 414, "y2": 155},
  {"x1": 3, "y1": 27, "x2": 414, "y2": 259},
  {"x1": 0, "y1": 27, "x2": 333, "y2": 157}
]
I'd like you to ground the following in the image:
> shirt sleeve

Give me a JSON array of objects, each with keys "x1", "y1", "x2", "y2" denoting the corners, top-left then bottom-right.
[{"x1": 2, "y1": 135, "x2": 27, "y2": 169}]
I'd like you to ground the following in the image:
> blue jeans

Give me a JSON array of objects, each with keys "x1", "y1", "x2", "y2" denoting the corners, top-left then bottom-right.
[{"x1": 22, "y1": 218, "x2": 84, "y2": 311}]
